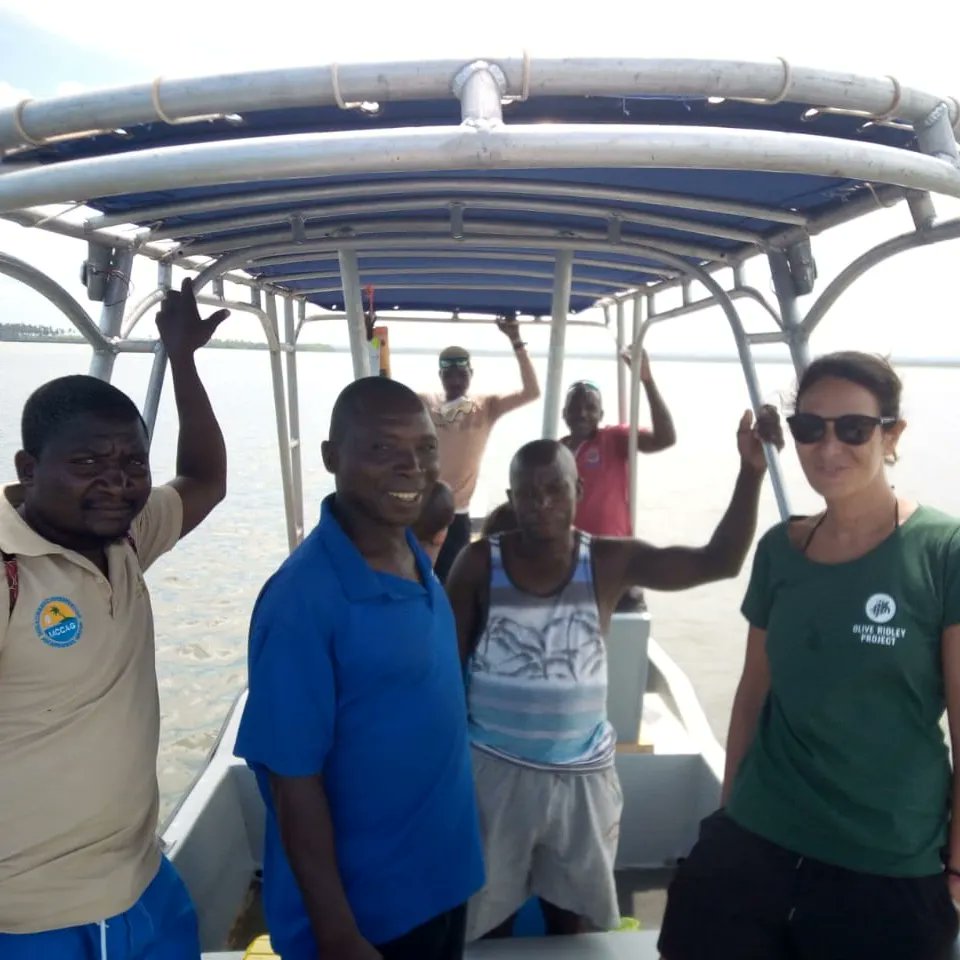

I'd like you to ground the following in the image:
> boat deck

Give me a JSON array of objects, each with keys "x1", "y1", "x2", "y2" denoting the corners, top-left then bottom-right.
[
  {"x1": 208, "y1": 868, "x2": 674, "y2": 959},
  {"x1": 206, "y1": 930, "x2": 665, "y2": 960}
]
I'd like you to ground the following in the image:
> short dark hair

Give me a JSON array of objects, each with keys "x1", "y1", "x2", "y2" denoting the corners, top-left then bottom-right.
[
  {"x1": 329, "y1": 376, "x2": 426, "y2": 443},
  {"x1": 794, "y1": 352, "x2": 902, "y2": 420},
  {"x1": 508, "y1": 439, "x2": 577, "y2": 487},
  {"x1": 21, "y1": 375, "x2": 146, "y2": 457}
]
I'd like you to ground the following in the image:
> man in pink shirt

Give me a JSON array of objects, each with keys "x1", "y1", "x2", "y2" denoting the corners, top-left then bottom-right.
[
  {"x1": 561, "y1": 351, "x2": 676, "y2": 609},
  {"x1": 420, "y1": 319, "x2": 540, "y2": 582}
]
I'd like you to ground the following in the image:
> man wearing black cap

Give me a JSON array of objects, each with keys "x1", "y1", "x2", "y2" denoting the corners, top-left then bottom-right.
[{"x1": 421, "y1": 319, "x2": 540, "y2": 582}]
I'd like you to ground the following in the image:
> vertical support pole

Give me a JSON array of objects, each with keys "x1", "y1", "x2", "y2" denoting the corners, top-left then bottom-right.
[
  {"x1": 284, "y1": 296, "x2": 305, "y2": 546},
  {"x1": 338, "y1": 249, "x2": 371, "y2": 380},
  {"x1": 453, "y1": 60, "x2": 506, "y2": 126},
  {"x1": 541, "y1": 250, "x2": 574, "y2": 439},
  {"x1": 615, "y1": 300, "x2": 627, "y2": 425},
  {"x1": 265, "y1": 292, "x2": 298, "y2": 553},
  {"x1": 631, "y1": 292, "x2": 643, "y2": 344},
  {"x1": 768, "y1": 250, "x2": 812, "y2": 377},
  {"x1": 88, "y1": 247, "x2": 133, "y2": 381},
  {"x1": 626, "y1": 294, "x2": 647, "y2": 535},
  {"x1": 143, "y1": 262, "x2": 172, "y2": 440},
  {"x1": 916, "y1": 101, "x2": 960, "y2": 165}
]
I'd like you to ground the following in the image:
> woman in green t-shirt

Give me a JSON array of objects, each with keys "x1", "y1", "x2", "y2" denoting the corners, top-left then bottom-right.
[{"x1": 659, "y1": 352, "x2": 960, "y2": 960}]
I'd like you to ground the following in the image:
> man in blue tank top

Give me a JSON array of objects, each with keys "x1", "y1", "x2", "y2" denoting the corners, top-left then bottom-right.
[{"x1": 445, "y1": 408, "x2": 781, "y2": 941}]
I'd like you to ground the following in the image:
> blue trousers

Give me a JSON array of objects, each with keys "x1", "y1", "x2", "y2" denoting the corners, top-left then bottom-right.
[{"x1": 0, "y1": 856, "x2": 200, "y2": 959}]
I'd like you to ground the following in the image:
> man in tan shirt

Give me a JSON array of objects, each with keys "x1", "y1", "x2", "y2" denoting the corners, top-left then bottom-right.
[
  {"x1": 420, "y1": 318, "x2": 540, "y2": 582},
  {"x1": 0, "y1": 279, "x2": 227, "y2": 959}
]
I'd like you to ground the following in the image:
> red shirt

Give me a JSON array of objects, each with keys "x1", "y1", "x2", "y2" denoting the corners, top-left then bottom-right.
[{"x1": 571, "y1": 425, "x2": 648, "y2": 538}]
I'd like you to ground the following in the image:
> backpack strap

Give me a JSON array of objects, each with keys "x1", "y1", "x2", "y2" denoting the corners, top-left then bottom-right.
[{"x1": 2, "y1": 550, "x2": 18, "y2": 618}]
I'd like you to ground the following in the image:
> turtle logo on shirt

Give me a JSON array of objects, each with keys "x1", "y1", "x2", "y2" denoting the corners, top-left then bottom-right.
[
  {"x1": 34, "y1": 597, "x2": 83, "y2": 648},
  {"x1": 865, "y1": 593, "x2": 897, "y2": 625}
]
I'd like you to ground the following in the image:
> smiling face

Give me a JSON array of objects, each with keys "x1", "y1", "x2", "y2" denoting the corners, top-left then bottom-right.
[
  {"x1": 563, "y1": 384, "x2": 603, "y2": 443},
  {"x1": 15, "y1": 412, "x2": 152, "y2": 546},
  {"x1": 323, "y1": 403, "x2": 440, "y2": 528},
  {"x1": 793, "y1": 376, "x2": 904, "y2": 502}
]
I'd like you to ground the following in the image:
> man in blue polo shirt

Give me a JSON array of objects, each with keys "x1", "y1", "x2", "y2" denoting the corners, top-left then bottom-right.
[{"x1": 235, "y1": 377, "x2": 483, "y2": 960}]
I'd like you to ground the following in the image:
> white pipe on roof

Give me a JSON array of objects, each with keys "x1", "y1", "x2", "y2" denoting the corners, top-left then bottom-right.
[
  {"x1": 1, "y1": 58, "x2": 956, "y2": 154},
  {"x1": 178, "y1": 215, "x2": 730, "y2": 264},
  {"x1": 254, "y1": 249, "x2": 679, "y2": 279},
  {"x1": 85, "y1": 177, "x2": 810, "y2": 232},
  {"x1": 2, "y1": 124, "x2": 958, "y2": 215},
  {"x1": 147, "y1": 195, "x2": 767, "y2": 246}
]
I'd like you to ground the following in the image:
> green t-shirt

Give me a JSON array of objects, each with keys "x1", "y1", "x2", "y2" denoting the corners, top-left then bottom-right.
[{"x1": 727, "y1": 506, "x2": 960, "y2": 877}]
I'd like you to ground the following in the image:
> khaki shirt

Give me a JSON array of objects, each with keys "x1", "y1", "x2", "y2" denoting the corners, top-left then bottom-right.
[
  {"x1": 421, "y1": 394, "x2": 499, "y2": 513},
  {"x1": 0, "y1": 483, "x2": 183, "y2": 933}
]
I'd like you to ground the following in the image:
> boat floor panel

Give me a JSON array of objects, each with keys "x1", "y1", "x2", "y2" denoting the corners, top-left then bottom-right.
[{"x1": 218, "y1": 868, "x2": 674, "y2": 953}]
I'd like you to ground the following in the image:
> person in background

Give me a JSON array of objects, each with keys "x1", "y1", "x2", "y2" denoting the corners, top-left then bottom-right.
[
  {"x1": 561, "y1": 350, "x2": 676, "y2": 611},
  {"x1": 412, "y1": 481, "x2": 456, "y2": 567},
  {"x1": 480, "y1": 502, "x2": 517, "y2": 538},
  {"x1": 659, "y1": 353, "x2": 960, "y2": 960},
  {"x1": 235, "y1": 378, "x2": 483, "y2": 960},
  {"x1": 420, "y1": 318, "x2": 540, "y2": 583},
  {"x1": 446, "y1": 408, "x2": 780, "y2": 943},
  {"x1": 0, "y1": 278, "x2": 228, "y2": 960}
]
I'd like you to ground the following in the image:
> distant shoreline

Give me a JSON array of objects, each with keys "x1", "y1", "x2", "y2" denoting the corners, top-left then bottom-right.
[{"x1": 4, "y1": 334, "x2": 960, "y2": 368}]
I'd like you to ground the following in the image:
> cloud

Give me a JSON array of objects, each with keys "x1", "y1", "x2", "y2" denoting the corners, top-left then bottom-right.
[{"x1": 0, "y1": 80, "x2": 31, "y2": 107}]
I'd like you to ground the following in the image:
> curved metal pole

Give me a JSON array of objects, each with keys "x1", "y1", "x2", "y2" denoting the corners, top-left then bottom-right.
[
  {"x1": 122, "y1": 287, "x2": 165, "y2": 338},
  {"x1": 3, "y1": 124, "x2": 960, "y2": 214},
  {"x1": 801, "y1": 217, "x2": 960, "y2": 336},
  {"x1": 627, "y1": 264, "x2": 792, "y2": 522},
  {"x1": 0, "y1": 251, "x2": 110, "y2": 351}
]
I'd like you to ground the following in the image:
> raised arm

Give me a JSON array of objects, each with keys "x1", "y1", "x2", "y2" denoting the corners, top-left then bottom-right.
[
  {"x1": 487, "y1": 318, "x2": 541, "y2": 421},
  {"x1": 157, "y1": 278, "x2": 229, "y2": 538},
  {"x1": 622, "y1": 349, "x2": 676, "y2": 452},
  {"x1": 721, "y1": 625, "x2": 771, "y2": 804},
  {"x1": 445, "y1": 539, "x2": 491, "y2": 664},
  {"x1": 597, "y1": 407, "x2": 781, "y2": 597},
  {"x1": 271, "y1": 774, "x2": 381, "y2": 960}
]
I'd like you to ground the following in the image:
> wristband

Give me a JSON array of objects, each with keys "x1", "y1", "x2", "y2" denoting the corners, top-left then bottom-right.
[{"x1": 512, "y1": 340, "x2": 527, "y2": 350}]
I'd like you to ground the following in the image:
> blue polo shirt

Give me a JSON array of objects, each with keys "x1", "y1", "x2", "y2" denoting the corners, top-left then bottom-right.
[{"x1": 234, "y1": 496, "x2": 483, "y2": 956}]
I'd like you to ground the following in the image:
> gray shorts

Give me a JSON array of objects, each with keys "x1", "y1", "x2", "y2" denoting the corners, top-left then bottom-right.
[{"x1": 466, "y1": 747, "x2": 623, "y2": 941}]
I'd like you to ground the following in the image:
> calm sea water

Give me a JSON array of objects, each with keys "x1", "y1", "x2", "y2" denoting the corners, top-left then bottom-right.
[{"x1": 2, "y1": 342, "x2": 959, "y2": 820}]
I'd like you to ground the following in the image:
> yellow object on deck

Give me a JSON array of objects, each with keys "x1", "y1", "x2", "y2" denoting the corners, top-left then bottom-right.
[
  {"x1": 243, "y1": 935, "x2": 278, "y2": 958},
  {"x1": 242, "y1": 919, "x2": 641, "y2": 955}
]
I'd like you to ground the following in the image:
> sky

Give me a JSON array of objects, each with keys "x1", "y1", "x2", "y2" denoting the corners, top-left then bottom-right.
[{"x1": 1, "y1": 0, "x2": 959, "y2": 359}]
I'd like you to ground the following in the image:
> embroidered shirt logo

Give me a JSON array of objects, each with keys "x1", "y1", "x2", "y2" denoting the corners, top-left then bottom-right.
[
  {"x1": 34, "y1": 597, "x2": 83, "y2": 648},
  {"x1": 865, "y1": 593, "x2": 897, "y2": 624}
]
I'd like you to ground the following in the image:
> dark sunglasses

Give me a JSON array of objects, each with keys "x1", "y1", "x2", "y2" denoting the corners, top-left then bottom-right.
[
  {"x1": 439, "y1": 357, "x2": 470, "y2": 370},
  {"x1": 786, "y1": 413, "x2": 896, "y2": 446}
]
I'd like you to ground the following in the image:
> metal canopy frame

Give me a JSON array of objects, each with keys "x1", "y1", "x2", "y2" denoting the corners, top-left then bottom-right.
[{"x1": 2, "y1": 56, "x2": 959, "y2": 548}]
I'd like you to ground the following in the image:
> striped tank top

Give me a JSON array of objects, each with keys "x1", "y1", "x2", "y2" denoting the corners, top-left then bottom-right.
[{"x1": 465, "y1": 532, "x2": 616, "y2": 771}]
